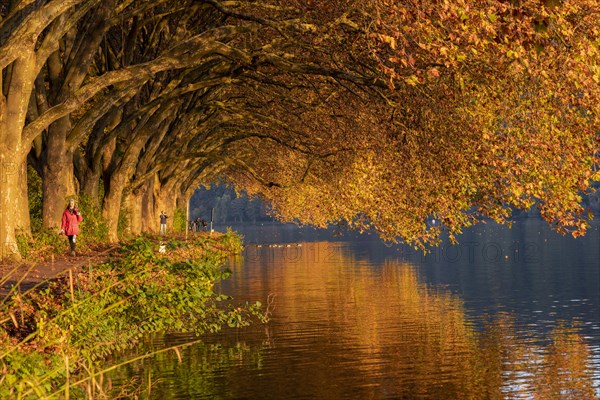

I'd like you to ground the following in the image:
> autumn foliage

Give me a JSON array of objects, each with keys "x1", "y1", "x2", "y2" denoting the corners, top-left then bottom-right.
[
  {"x1": 234, "y1": 0, "x2": 600, "y2": 246},
  {"x1": 0, "y1": 0, "x2": 598, "y2": 256}
]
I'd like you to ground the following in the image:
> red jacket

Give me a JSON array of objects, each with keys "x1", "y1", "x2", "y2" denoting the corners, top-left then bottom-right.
[{"x1": 61, "y1": 208, "x2": 83, "y2": 236}]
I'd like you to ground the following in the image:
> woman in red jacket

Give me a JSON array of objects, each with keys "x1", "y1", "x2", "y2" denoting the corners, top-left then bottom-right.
[{"x1": 60, "y1": 198, "x2": 83, "y2": 256}]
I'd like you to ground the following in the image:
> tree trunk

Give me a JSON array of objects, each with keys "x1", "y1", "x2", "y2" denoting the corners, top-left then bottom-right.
[
  {"x1": 102, "y1": 137, "x2": 144, "y2": 242},
  {"x1": 0, "y1": 55, "x2": 36, "y2": 260},
  {"x1": 42, "y1": 117, "x2": 77, "y2": 229},
  {"x1": 80, "y1": 166, "x2": 101, "y2": 206},
  {"x1": 176, "y1": 187, "x2": 195, "y2": 232},
  {"x1": 176, "y1": 194, "x2": 185, "y2": 211},
  {"x1": 152, "y1": 176, "x2": 177, "y2": 234},
  {"x1": 102, "y1": 177, "x2": 125, "y2": 243},
  {"x1": 141, "y1": 180, "x2": 156, "y2": 234},
  {"x1": 18, "y1": 159, "x2": 31, "y2": 235},
  {"x1": 80, "y1": 113, "x2": 121, "y2": 207},
  {"x1": 0, "y1": 156, "x2": 23, "y2": 259},
  {"x1": 126, "y1": 189, "x2": 144, "y2": 236}
]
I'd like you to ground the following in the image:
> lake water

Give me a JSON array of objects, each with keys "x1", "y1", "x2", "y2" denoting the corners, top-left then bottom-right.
[{"x1": 113, "y1": 219, "x2": 600, "y2": 399}]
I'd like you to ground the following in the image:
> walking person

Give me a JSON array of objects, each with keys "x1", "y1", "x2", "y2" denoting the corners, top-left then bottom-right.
[
  {"x1": 60, "y1": 198, "x2": 83, "y2": 256},
  {"x1": 160, "y1": 211, "x2": 168, "y2": 236}
]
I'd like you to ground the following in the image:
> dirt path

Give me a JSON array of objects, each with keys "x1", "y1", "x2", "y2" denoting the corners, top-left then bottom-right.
[
  {"x1": 0, "y1": 232, "x2": 219, "y2": 297},
  {"x1": 0, "y1": 247, "x2": 119, "y2": 297}
]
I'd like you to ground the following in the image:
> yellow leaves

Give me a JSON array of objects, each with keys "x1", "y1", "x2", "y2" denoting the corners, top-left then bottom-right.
[
  {"x1": 543, "y1": 0, "x2": 561, "y2": 10},
  {"x1": 592, "y1": 66, "x2": 600, "y2": 84},
  {"x1": 457, "y1": 8, "x2": 469, "y2": 22},
  {"x1": 559, "y1": 26, "x2": 574, "y2": 38},
  {"x1": 335, "y1": 14, "x2": 359, "y2": 30},
  {"x1": 297, "y1": 23, "x2": 318, "y2": 33},
  {"x1": 404, "y1": 75, "x2": 420, "y2": 86},
  {"x1": 377, "y1": 34, "x2": 396, "y2": 50},
  {"x1": 506, "y1": 49, "x2": 519, "y2": 59}
]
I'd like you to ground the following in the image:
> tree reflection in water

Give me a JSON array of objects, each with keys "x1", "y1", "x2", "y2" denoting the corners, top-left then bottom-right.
[{"x1": 107, "y1": 242, "x2": 599, "y2": 399}]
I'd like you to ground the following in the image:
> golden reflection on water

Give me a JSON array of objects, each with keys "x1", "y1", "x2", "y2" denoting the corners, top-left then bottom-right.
[
  {"x1": 230, "y1": 242, "x2": 600, "y2": 399},
  {"x1": 111, "y1": 241, "x2": 599, "y2": 399}
]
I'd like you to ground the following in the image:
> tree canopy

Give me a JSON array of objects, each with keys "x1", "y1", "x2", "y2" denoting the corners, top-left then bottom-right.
[{"x1": 0, "y1": 0, "x2": 598, "y2": 258}]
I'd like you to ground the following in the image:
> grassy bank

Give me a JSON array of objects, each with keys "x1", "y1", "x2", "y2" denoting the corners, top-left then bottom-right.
[{"x1": 0, "y1": 231, "x2": 265, "y2": 399}]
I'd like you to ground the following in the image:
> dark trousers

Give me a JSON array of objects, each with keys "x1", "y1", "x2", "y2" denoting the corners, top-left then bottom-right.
[{"x1": 68, "y1": 235, "x2": 76, "y2": 251}]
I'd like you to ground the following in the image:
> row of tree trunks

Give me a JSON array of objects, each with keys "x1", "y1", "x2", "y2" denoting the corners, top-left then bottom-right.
[
  {"x1": 40, "y1": 0, "x2": 117, "y2": 230},
  {"x1": 2, "y1": 0, "x2": 593, "y2": 259},
  {"x1": 124, "y1": 175, "x2": 181, "y2": 237},
  {"x1": 115, "y1": 176, "x2": 189, "y2": 241}
]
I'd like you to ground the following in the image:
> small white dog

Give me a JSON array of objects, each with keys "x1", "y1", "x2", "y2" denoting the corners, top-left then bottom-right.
[{"x1": 158, "y1": 243, "x2": 166, "y2": 254}]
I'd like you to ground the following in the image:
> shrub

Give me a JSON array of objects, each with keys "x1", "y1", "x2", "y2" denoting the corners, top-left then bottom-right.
[
  {"x1": 173, "y1": 207, "x2": 187, "y2": 233},
  {"x1": 0, "y1": 233, "x2": 264, "y2": 399},
  {"x1": 77, "y1": 194, "x2": 109, "y2": 248},
  {"x1": 221, "y1": 227, "x2": 244, "y2": 254},
  {"x1": 16, "y1": 227, "x2": 68, "y2": 261}
]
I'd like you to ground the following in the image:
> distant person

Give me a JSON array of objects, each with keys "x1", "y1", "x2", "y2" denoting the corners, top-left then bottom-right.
[
  {"x1": 160, "y1": 211, "x2": 168, "y2": 236},
  {"x1": 195, "y1": 217, "x2": 201, "y2": 232},
  {"x1": 60, "y1": 198, "x2": 83, "y2": 257},
  {"x1": 202, "y1": 219, "x2": 207, "y2": 231}
]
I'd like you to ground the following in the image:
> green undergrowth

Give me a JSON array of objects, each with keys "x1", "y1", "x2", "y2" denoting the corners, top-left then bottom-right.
[
  {"x1": 172, "y1": 208, "x2": 187, "y2": 233},
  {"x1": 0, "y1": 233, "x2": 263, "y2": 399},
  {"x1": 15, "y1": 227, "x2": 68, "y2": 260}
]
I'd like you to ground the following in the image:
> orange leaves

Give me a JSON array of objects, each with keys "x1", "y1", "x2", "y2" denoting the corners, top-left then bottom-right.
[
  {"x1": 427, "y1": 67, "x2": 440, "y2": 78},
  {"x1": 211, "y1": 0, "x2": 600, "y2": 245}
]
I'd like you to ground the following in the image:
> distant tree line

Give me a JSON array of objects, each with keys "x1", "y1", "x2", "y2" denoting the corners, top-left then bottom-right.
[
  {"x1": 190, "y1": 185, "x2": 272, "y2": 224},
  {"x1": 194, "y1": 181, "x2": 600, "y2": 225}
]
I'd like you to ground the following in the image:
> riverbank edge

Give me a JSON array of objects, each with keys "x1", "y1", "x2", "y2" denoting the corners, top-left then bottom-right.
[{"x1": 0, "y1": 230, "x2": 265, "y2": 399}]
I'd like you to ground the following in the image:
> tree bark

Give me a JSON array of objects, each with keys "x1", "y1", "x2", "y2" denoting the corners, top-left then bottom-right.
[
  {"x1": 18, "y1": 159, "x2": 32, "y2": 235},
  {"x1": 0, "y1": 156, "x2": 23, "y2": 259},
  {"x1": 101, "y1": 176, "x2": 125, "y2": 243},
  {"x1": 152, "y1": 175, "x2": 178, "y2": 234},
  {"x1": 0, "y1": 55, "x2": 36, "y2": 260},
  {"x1": 126, "y1": 189, "x2": 144, "y2": 237},
  {"x1": 141, "y1": 179, "x2": 156, "y2": 234},
  {"x1": 42, "y1": 117, "x2": 77, "y2": 228},
  {"x1": 176, "y1": 188, "x2": 192, "y2": 211},
  {"x1": 80, "y1": 165, "x2": 101, "y2": 205},
  {"x1": 101, "y1": 118, "x2": 153, "y2": 242}
]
